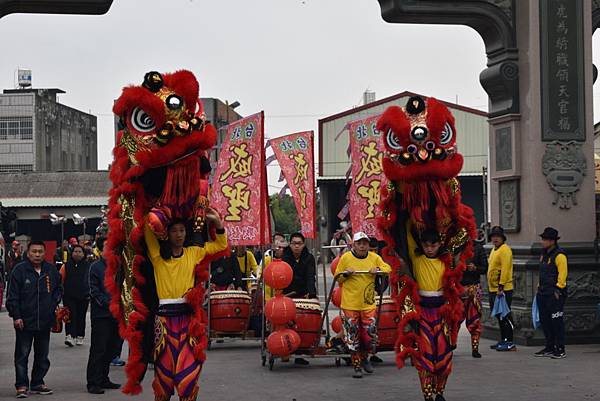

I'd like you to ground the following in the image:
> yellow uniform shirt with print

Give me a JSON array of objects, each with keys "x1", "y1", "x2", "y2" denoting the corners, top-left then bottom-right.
[
  {"x1": 144, "y1": 224, "x2": 228, "y2": 300},
  {"x1": 406, "y1": 228, "x2": 445, "y2": 292},
  {"x1": 487, "y1": 243, "x2": 513, "y2": 292},
  {"x1": 237, "y1": 250, "x2": 258, "y2": 278},
  {"x1": 335, "y1": 251, "x2": 391, "y2": 311}
]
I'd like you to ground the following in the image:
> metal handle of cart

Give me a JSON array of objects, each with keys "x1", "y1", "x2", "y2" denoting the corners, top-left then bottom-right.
[{"x1": 319, "y1": 270, "x2": 389, "y2": 347}]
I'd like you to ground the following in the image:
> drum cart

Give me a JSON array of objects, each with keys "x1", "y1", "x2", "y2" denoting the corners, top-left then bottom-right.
[
  {"x1": 261, "y1": 246, "x2": 391, "y2": 370},
  {"x1": 206, "y1": 276, "x2": 266, "y2": 350}
]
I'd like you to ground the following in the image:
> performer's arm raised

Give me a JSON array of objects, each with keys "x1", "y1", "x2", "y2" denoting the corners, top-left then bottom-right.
[{"x1": 202, "y1": 207, "x2": 228, "y2": 256}]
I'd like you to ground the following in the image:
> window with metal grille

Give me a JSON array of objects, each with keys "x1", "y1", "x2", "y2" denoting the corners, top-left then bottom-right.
[
  {"x1": 0, "y1": 164, "x2": 33, "y2": 172},
  {"x1": 0, "y1": 117, "x2": 33, "y2": 140}
]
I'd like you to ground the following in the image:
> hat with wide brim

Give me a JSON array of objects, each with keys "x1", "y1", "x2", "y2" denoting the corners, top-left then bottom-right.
[
  {"x1": 488, "y1": 225, "x2": 506, "y2": 241},
  {"x1": 539, "y1": 227, "x2": 560, "y2": 240}
]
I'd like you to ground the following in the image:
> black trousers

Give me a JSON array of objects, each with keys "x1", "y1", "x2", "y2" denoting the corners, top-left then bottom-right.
[
  {"x1": 489, "y1": 290, "x2": 514, "y2": 342},
  {"x1": 86, "y1": 318, "x2": 122, "y2": 387},
  {"x1": 537, "y1": 291, "x2": 566, "y2": 351},
  {"x1": 14, "y1": 329, "x2": 50, "y2": 389},
  {"x1": 64, "y1": 296, "x2": 88, "y2": 338}
]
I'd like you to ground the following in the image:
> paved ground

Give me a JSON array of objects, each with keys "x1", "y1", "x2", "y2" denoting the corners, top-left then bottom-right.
[{"x1": 0, "y1": 308, "x2": 599, "y2": 401}]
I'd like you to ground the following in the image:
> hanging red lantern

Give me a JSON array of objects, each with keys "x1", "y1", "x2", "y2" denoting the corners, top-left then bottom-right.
[
  {"x1": 331, "y1": 315, "x2": 343, "y2": 333},
  {"x1": 330, "y1": 255, "x2": 341, "y2": 275},
  {"x1": 263, "y1": 259, "x2": 293, "y2": 290},
  {"x1": 266, "y1": 328, "x2": 301, "y2": 357},
  {"x1": 332, "y1": 286, "x2": 342, "y2": 308},
  {"x1": 265, "y1": 294, "x2": 297, "y2": 325}
]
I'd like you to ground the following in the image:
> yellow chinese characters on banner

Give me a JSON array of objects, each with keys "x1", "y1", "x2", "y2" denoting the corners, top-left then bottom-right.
[
  {"x1": 211, "y1": 112, "x2": 270, "y2": 245},
  {"x1": 348, "y1": 114, "x2": 387, "y2": 238},
  {"x1": 269, "y1": 131, "x2": 316, "y2": 239}
]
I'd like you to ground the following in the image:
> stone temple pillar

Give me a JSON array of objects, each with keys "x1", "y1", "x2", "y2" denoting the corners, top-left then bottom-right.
[{"x1": 378, "y1": 0, "x2": 600, "y2": 344}]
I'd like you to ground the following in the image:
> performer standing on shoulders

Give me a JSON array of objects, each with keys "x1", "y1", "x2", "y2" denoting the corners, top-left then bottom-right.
[
  {"x1": 335, "y1": 232, "x2": 391, "y2": 378},
  {"x1": 144, "y1": 207, "x2": 227, "y2": 401},
  {"x1": 460, "y1": 229, "x2": 487, "y2": 358}
]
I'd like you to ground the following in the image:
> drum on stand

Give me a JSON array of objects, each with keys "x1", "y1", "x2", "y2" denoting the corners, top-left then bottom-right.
[
  {"x1": 293, "y1": 299, "x2": 322, "y2": 350},
  {"x1": 377, "y1": 296, "x2": 399, "y2": 349},
  {"x1": 209, "y1": 290, "x2": 252, "y2": 333}
]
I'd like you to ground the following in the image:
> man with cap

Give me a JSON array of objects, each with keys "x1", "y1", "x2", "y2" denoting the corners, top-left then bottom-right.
[
  {"x1": 535, "y1": 227, "x2": 568, "y2": 359},
  {"x1": 334, "y1": 231, "x2": 391, "y2": 378},
  {"x1": 486, "y1": 226, "x2": 515, "y2": 351}
]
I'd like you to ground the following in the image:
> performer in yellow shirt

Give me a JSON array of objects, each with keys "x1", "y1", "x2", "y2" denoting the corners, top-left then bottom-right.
[
  {"x1": 486, "y1": 226, "x2": 515, "y2": 352},
  {"x1": 335, "y1": 232, "x2": 391, "y2": 378},
  {"x1": 535, "y1": 227, "x2": 568, "y2": 359},
  {"x1": 144, "y1": 207, "x2": 227, "y2": 401}
]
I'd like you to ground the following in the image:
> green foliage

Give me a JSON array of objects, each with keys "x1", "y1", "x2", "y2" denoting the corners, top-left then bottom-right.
[{"x1": 270, "y1": 194, "x2": 300, "y2": 235}]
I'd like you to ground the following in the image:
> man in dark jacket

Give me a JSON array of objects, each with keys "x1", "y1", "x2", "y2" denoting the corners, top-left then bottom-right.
[
  {"x1": 282, "y1": 232, "x2": 317, "y2": 366},
  {"x1": 6, "y1": 240, "x2": 62, "y2": 398},
  {"x1": 460, "y1": 230, "x2": 488, "y2": 358},
  {"x1": 86, "y1": 237, "x2": 122, "y2": 394},
  {"x1": 282, "y1": 232, "x2": 317, "y2": 299},
  {"x1": 535, "y1": 227, "x2": 568, "y2": 359}
]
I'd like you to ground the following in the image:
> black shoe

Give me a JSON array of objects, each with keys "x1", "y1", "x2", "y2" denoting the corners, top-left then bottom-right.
[
  {"x1": 435, "y1": 395, "x2": 446, "y2": 401},
  {"x1": 489, "y1": 342, "x2": 499, "y2": 350},
  {"x1": 101, "y1": 381, "x2": 121, "y2": 389},
  {"x1": 472, "y1": 349, "x2": 482, "y2": 358},
  {"x1": 362, "y1": 359, "x2": 374, "y2": 374},
  {"x1": 294, "y1": 357, "x2": 309, "y2": 365},
  {"x1": 534, "y1": 348, "x2": 554, "y2": 357},
  {"x1": 370, "y1": 355, "x2": 383, "y2": 363},
  {"x1": 87, "y1": 386, "x2": 104, "y2": 394},
  {"x1": 30, "y1": 385, "x2": 53, "y2": 395},
  {"x1": 551, "y1": 350, "x2": 566, "y2": 359},
  {"x1": 352, "y1": 367, "x2": 363, "y2": 378}
]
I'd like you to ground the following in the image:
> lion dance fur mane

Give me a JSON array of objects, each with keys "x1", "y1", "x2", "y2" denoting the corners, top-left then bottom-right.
[
  {"x1": 376, "y1": 96, "x2": 476, "y2": 370},
  {"x1": 104, "y1": 70, "x2": 226, "y2": 394}
]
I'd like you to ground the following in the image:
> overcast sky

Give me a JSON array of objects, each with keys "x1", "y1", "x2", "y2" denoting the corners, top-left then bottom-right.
[{"x1": 1, "y1": 0, "x2": 599, "y2": 192}]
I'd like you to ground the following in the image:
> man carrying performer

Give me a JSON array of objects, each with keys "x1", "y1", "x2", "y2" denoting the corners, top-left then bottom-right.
[
  {"x1": 144, "y1": 208, "x2": 227, "y2": 401},
  {"x1": 335, "y1": 232, "x2": 391, "y2": 378},
  {"x1": 460, "y1": 229, "x2": 488, "y2": 358}
]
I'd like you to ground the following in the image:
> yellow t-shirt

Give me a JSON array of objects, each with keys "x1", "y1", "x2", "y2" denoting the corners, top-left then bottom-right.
[
  {"x1": 407, "y1": 229, "x2": 445, "y2": 292},
  {"x1": 144, "y1": 224, "x2": 228, "y2": 300},
  {"x1": 335, "y1": 251, "x2": 391, "y2": 311},
  {"x1": 237, "y1": 250, "x2": 258, "y2": 278},
  {"x1": 487, "y1": 243, "x2": 513, "y2": 292}
]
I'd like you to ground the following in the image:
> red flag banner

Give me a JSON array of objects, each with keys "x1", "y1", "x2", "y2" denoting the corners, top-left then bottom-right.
[
  {"x1": 269, "y1": 131, "x2": 316, "y2": 239},
  {"x1": 211, "y1": 111, "x2": 270, "y2": 245},
  {"x1": 347, "y1": 114, "x2": 388, "y2": 239}
]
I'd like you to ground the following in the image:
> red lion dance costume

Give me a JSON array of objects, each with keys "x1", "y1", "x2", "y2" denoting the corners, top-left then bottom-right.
[
  {"x1": 376, "y1": 96, "x2": 476, "y2": 401},
  {"x1": 105, "y1": 70, "x2": 226, "y2": 399}
]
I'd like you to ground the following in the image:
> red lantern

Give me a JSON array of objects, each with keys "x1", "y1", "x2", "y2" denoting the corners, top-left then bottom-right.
[
  {"x1": 332, "y1": 286, "x2": 342, "y2": 308},
  {"x1": 264, "y1": 259, "x2": 293, "y2": 290},
  {"x1": 266, "y1": 329, "x2": 301, "y2": 357},
  {"x1": 331, "y1": 315, "x2": 343, "y2": 333},
  {"x1": 265, "y1": 294, "x2": 297, "y2": 325},
  {"x1": 330, "y1": 255, "x2": 341, "y2": 275}
]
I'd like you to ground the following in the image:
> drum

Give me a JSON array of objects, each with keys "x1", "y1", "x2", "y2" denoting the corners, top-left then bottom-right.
[
  {"x1": 377, "y1": 296, "x2": 399, "y2": 349},
  {"x1": 293, "y1": 299, "x2": 322, "y2": 350},
  {"x1": 209, "y1": 290, "x2": 252, "y2": 333}
]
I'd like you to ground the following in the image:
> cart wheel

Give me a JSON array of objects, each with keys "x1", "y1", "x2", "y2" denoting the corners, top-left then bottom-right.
[
  {"x1": 335, "y1": 358, "x2": 341, "y2": 367},
  {"x1": 268, "y1": 357, "x2": 274, "y2": 371},
  {"x1": 261, "y1": 355, "x2": 266, "y2": 366}
]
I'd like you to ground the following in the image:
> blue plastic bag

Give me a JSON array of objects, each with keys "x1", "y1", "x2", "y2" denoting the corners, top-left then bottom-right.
[
  {"x1": 491, "y1": 294, "x2": 511, "y2": 319},
  {"x1": 532, "y1": 295, "x2": 541, "y2": 330}
]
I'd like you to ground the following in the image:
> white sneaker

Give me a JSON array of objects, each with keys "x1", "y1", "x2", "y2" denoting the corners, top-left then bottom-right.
[
  {"x1": 64, "y1": 335, "x2": 74, "y2": 347},
  {"x1": 75, "y1": 337, "x2": 84, "y2": 346}
]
